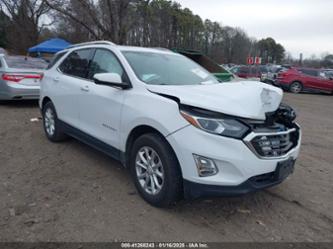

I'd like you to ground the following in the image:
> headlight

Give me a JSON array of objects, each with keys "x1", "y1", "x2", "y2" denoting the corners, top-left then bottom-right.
[{"x1": 180, "y1": 110, "x2": 249, "y2": 139}]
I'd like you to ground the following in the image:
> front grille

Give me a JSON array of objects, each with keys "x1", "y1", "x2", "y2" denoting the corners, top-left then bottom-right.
[{"x1": 249, "y1": 128, "x2": 299, "y2": 158}]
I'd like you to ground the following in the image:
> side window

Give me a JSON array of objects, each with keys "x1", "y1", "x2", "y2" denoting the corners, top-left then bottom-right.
[
  {"x1": 47, "y1": 51, "x2": 67, "y2": 69},
  {"x1": 310, "y1": 70, "x2": 319, "y2": 77},
  {"x1": 239, "y1": 67, "x2": 249, "y2": 74},
  {"x1": 300, "y1": 69, "x2": 319, "y2": 77},
  {"x1": 59, "y1": 49, "x2": 93, "y2": 79},
  {"x1": 88, "y1": 49, "x2": 126, "y2": 81}
]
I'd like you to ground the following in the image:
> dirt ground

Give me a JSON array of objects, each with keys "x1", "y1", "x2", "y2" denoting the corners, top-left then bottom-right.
[{"x1": 0, "y1": 93, "x2": 332, "y2": 242}]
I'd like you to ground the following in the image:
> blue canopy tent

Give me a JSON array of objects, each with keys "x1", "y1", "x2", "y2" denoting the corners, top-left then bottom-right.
[{"x1": 28, "y1": 38, "x2": 71, "y2": 54}]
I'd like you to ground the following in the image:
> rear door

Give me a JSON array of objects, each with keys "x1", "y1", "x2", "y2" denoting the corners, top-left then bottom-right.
[
  {"x1": 317, "y1": 72, "x2": 333, "y2": 91},
  {"x1": 77, "y1": 48, "x2": 129, "y2": 150},
  {"x1": 54, "y1": 48, "x2": 95, "y2": 127},
  {"x1": 299, "y1": 69, "x2": 330, "y2": 91}
]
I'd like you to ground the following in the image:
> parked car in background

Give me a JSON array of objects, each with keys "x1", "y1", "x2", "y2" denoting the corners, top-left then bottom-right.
[
  {"x1": 229, "y1": 65, "x2": 239, "y2": 74},
  {"x1": 221, "y1": 64, "x2": 236, "y2": 70},
  {"x1": 40, "y1": 41, "x2": 301, "y2": 207},
  {"x1": 0, "y1": 55, "x2": 47, "y2": 100},
  {"x1": 233, "y1": 65, "x2": 268, "y2": 79},
  {"x1": 173, "y1": 49, "x2": 234, "y2": 82},
  {"x1": 323, "y1": 69, "x2": 333, "y2": 79},
  {"x1": 276, "y1": 67, "x2": 333, "y2": 94},
  {"x1": 261, "y1": 65, "x2": 291, "y2": 84}
]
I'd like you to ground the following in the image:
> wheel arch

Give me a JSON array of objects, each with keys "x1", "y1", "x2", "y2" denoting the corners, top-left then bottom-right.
[
  {"x1": 125, "y1": 125, "x2": 164, "y2": 166},
  {"x1": 41, "y1": 96, "x2": 52, "y2": 109},
  {"x1": 124, "y1": 125, "x2": 181, "y2": 174},
  {"x1": 291, "y1": 80, "x2": 303, "y2": 85}
]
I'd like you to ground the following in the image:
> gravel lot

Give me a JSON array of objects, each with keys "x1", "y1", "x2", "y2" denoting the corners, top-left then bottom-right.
[{"x1": 0, "y1": 93, "x2": 332, "y2": 242}]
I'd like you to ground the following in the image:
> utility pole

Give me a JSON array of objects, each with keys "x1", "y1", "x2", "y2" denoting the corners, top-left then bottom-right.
[{"x1": 299, "y1": 53, "x2": 303, "y2": 66}]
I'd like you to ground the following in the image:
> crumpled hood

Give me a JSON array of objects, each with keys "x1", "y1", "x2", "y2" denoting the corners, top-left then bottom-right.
[{"x1": 146, "y1": 81, "x2": 283, "y2": 120}]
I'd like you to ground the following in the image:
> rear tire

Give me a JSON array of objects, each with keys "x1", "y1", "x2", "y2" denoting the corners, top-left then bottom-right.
[
  {"x1": 42, "y1": 101, "x2": 67, "y2": 142},
  {"x1": 129, "y1": 133, "x2": 183, "y2": 207},
  {"x1": 289, "y1": 81, "x2": 303, "y2": 94}
]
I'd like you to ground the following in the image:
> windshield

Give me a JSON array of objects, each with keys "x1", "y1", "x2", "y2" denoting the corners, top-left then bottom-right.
[
  {"x1": 5, "y1": 56, "x2": 47, "y2": 69},
  {"x1": 122, "y1": 51, "x2": 219, "y2": 85}
]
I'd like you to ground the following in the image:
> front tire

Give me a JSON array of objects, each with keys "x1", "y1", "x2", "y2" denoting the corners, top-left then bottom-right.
[
  {"x1": 42, "y1": 101, "x2": 67, "y2": 142},
  {"x1": 289, "y1": 81, "x2": 303, "y2": 94},
  {"x1": 129, "y1": 133, "x2": 182, "y2": 207}
]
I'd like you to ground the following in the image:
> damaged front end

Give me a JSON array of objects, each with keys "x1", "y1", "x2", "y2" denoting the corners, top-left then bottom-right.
[
  {"x1": 243, "y1": 104, "x2": 301, "y2": 159},
  {"x1": 178, "y1": 101, "x2": 301, "y2": 159}
]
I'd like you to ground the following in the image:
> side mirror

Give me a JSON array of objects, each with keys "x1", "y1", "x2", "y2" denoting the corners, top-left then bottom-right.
[{"x1": 93, "y1": 73, "x2": 130, "y2": 89}]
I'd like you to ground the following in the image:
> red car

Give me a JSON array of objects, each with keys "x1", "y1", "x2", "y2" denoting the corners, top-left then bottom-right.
[
  {"x1": 276, "y1": 68, "x2": 333, "y2": 94},
  {"x1": 232, "y1": 65, "x2": 268, "y2": 79}
]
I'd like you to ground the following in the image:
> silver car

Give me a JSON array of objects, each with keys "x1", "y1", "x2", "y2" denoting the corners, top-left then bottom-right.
[{"x1": 0, "y1": 54, "x2": 47, "y2": 100}]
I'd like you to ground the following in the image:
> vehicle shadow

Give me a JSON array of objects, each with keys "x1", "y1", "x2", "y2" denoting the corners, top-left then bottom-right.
[
  {"x1": 39, "y1": 136, "x2": 321, "y2": 241},
  {"x1": 0, "y1": 99, "x2": 39, "y2": 108},
  {"x1": 68, "y1": 136, "x2": 291, "y2": 220},
  {"x1": 283, "y1": 91, "x2": 332, "y2": 97},
  {"x1": 300, "y1": 92, "x2": 332, "y2": 96}
]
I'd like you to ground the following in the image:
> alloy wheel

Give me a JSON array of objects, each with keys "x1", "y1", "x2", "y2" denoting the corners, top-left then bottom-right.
[
  {"x1": 290, "y1": 82, "x2": 302, "y2": 93},
  {"x1": 44, "y1": 108, "x2": 55, "y2": 136},
  {"x1": 135, "y1": 146, "x2": 164, "y2": 195}
]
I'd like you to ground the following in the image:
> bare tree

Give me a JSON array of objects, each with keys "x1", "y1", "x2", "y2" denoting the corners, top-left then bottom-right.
[
  {"x1": 3, "y1": 0, "x2": 287, "y2": 63},
  {"x1": 1, "y1": 0, "x2": 50, "y2": 53},
  {"x1": 45, "y1": 0, "x2": 139, "y2": 44}
]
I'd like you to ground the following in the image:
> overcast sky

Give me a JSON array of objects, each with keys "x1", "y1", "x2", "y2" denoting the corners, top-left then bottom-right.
[{"x1": 176, "y1": 0, "x2": 333, "y2": 59}]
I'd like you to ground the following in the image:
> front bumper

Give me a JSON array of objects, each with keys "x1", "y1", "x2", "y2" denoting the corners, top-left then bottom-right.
[
  {"x1": 167, "y1": 124, "x2": 301, "y2": 197},
  {"x1": 184, "y1": 158, "x2": 295, "y2": 199},
  {"x1": 0, "y1": 82, "x2": 40, "y2": 100}
]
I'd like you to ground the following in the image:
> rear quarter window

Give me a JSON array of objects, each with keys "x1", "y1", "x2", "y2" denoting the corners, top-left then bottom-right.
[
  {"x1": 59, "y1": 49, "x2": 94, "y2": 79},
  {"x1": 5, "y1": 56, "x2": 47, "y2": 69},
  {"x1": 47, "y1": 51, "x2": 67, "y2": 69}
]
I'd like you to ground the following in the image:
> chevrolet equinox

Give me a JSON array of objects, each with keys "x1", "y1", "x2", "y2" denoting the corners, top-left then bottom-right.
[{"x1": 40, "y1": 41, "x2": 301, "y2": 207}]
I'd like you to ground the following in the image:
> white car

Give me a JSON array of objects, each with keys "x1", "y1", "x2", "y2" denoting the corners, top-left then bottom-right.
[{"x1": 40, "y1": 41, "x2": 301, "y2": 207}]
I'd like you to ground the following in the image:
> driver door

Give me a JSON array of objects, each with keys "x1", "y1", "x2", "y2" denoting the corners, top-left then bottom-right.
[{"x1": 78, "y1": 48, "x2": 129, "y2": 150}]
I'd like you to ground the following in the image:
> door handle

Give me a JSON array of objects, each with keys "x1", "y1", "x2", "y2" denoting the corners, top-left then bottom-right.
[
  {"x1": 53, "y1": 77, "x2": 60, "y2": 83},
  {"x1": 80, "y1": 85, "x2": 90, "y2": 92}
]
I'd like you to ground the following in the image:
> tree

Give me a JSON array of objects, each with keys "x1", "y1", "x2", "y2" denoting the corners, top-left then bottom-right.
[
  {"x1": 0, "y1": 10, "x2": 9, "y2": 48},
  {"x1": 256, "y1": 37, "x2": 285, "y2": 64},
  {"x1": 322, "y1": 54, "x2": 333, "y2": 68},
  {"x1": 45, "y1": 0, "x2": 140, "y2": 44},
  {"x1": 4, "y1": 0, "x2": 288, "y2": 64},
  {"x1": 0, "y1": 0, "x2": 50, "y2": 53}
]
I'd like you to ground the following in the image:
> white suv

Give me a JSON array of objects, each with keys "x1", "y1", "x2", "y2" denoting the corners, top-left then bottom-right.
[{"x1": 40, "y1": 41, "x2": 301, "y2": 207}]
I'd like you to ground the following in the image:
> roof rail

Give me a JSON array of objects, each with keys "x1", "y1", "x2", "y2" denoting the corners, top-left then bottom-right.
[
  {"x1": 68, "y1": 41, "x2": 116, "y2": 49},
  {"x1": 151, "y1": 47, "x2": 171, "y2": 52}
]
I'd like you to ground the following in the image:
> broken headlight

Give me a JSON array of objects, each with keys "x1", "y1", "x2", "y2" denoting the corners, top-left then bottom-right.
[{"x1": 180, "y1": 109, "x2": 249, "y2": 139}]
